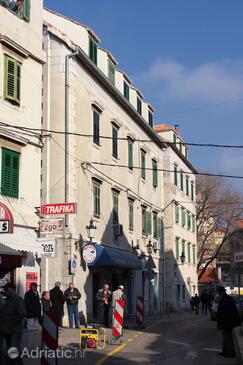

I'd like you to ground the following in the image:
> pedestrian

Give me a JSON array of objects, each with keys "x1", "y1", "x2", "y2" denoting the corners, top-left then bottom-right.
[
  {"x1": 96, "y1": 283, "x2": 112, "y2": 327},
  {"x1": 24, "y1": 282, "x2": 41, "y2": 331},
  {"x1": 1, "y1": 283, "x2": 26, "y2": 365},
  {"x1": 190, "y1": 296, "x2": 195, "y2": 312},
  {"x1": 208, "y1": 291, "x2": 214, "y2": 313},
  {"x1": 193, "y1": 294, "x2": 200, "y2": 315},
  {"x1": 64, "y1": 283, "x2": 81, "y2": 329},
  {"x1": 216, "y1": 286, "x2": 240, "y2": 358},
  {"x1": 39, "y1": 291, "x2": 52, "y2": 326},
  {"x1": 112, "y1": 285, "x2": 126, "y2": 309},
  {"x1": 200, "y1": 290, "x2": 209, "y2": 315},
  {"x1": 0, "y1": 291, "x2": 6, "y2": 365},
  {"x1": 50, "y1": 281, "x2": 65, "y2": 326}
]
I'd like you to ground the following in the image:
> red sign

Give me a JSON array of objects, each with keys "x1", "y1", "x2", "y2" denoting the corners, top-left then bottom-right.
[
  {"x1": 26, "y1": 272, "x2": 38, "y2": 292},
  {"x1": 0, "y1": 202, "x2": 14, "y2": 233},
  {"x1": 40, "y1": 202, "x2": 77, "y2": 215}
]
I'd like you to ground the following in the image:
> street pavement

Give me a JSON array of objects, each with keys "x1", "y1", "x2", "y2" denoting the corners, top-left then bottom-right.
[{"x1": 22, "y1": 312, "x2": 240, "y2": 365}]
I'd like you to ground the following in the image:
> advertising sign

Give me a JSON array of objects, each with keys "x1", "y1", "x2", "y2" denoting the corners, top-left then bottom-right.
[
  {"x1": 234, "y1": 251, "x2": 243, "y2": 263},
  {"x1": 40, "y1": 218, "x2": 64, "y2": 235},
  {"x1": 82, "y1": 244, "x2": 97, "y2": 264},
  {"x1": 0, "y1": 202, "x2": 14, "y2": 233},
  {"x1": 40, "y1": 202, "x2": 77, "y2": 216},
  {"x1": 26, "y1": 272, "x2": 38, "y2": 292},
  {"x1": 70, "y1": 259, "x2": 77, "y2": 273},
  {"x1": 38, "y1": 238, "x2": 57, "y2": 258}
]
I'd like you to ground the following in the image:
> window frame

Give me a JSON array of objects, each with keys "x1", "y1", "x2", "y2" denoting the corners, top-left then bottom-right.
[
  {"x1": 112, "y1": 190, "x2": 119, "y2": 225},
  {"x1": 152, "y1": 159, "x2": 158, "y2": 188},
  {"x1": 108, "y1": 60, "x2": 115, "y2": 85},
  {"x1": 175, "y1": 237, "x2": 180, "y2": 260},
  {"x1": 141, "y1": 149, "x2": 146, "y2": 180},
  {"x1": 89, "y1": 37, "x2": 97, "y2": 65},
  {"x1": 128, "y1": 199, "x2": 134, "y2": 231},
  {"x1": 112, "y1": 124, "x2": 119, "y2": 159},
  {"x1": 123, "y1": 80, "x2": 130, "y2": 101},
  {"x1": 180, "y1": 170, "x2": 184, "y2": 191},
  {"x1": 4, "y1": 54, "x2": 22, "y2": 105},
  {"x1": 148, "y1": 110, "x2": 153, "y2": 127},
  {"x1": 175, "y1": 203, "x2": 180, "y2": 224},
  {"x1": 93, "y1": 180, "x2": 101, "y2": 218},
  {"x1": 187, "y1": 242, "x2": 191, "y2": 263},
  {"x1": 137, "y1": 96, "x2": 142, "y2": 115},
  {"x1": 186, "y1": 176, "x2": 189, "y2": 196},
  {"x1": 93, "y1": 109, "x2": 100, "y2": 146},
  {"x1": 128, "y1": 138, "x2": 134, "y2": 171},
  {"x1": 191, "y1": 181, "x2": 195, "y2": 201},
  {"x1": 174, "y1": 163, "x2": 178, "y2": 186},
  {"x1": 1, "y1": 147, "x2": 20, "y2": 198}
]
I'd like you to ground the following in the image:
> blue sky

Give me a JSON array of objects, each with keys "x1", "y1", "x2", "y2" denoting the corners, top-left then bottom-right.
[{"x1": 44, "y1": 1, "x2": 243, "y2": 190}]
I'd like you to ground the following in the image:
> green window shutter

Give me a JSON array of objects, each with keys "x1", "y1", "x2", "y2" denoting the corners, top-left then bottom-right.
[
  {"x1": 93, "y1": 110, "x2": 100, "y2": 145},
  {"x1": 187, "y1": 243, "x2": 191, "y2": 263},
  {"x1": 22, "y1": 0, "x2": 30, "y2": 22},
  {"x1": 4, "y1": 55, "x2": 15, "y2": 101},
  {"x1": 180, "y1": 171, "x2": 184, "y2": 191},
  {"x1": 124, "y1": 81, "x2": 130, "y2": 101},
  {"x1": 128, "y1": 200, "x2": 134, "y2": 230},
  {"x1": 175, "y1": 204, "x2": 180, "y2": 224},
  {"x1": 113, "y1": 192, "x2": 119, "y2": 224},
  {"x1": 141, "y1": 150, "x2": 146, "y2": 179},
  {"x1": 191, "y1": 182, "x2": 194, "y2": 201},
  {"x1": 16, "y1": 62, "x2": 21, "y2": 104},
  {"x1": 146, "y1": 211, "x2": 152, "y2": 235},
  {"x1": 128, "y1": 139, "x2": 133, "y2": 170},
  {"x1": 192, "y1": 216, "x2": 196, "y2": 232},
  {"x1": 108, "y1": 60, "x2": 115, "y2": 85},
  {"x1": 148, "y1": 110, "x2": 153, "y2": 127},
  {"x1": 193, "y1": 245, "x2": 196, "y2": 265},
  {"x1": 175, "y1": 238, "x2": 180, "y2": 260},
  {"x1": 142, "y1": 208, "x2": 146, "y2": 235},
  {"x1": 152, "y1": 160, "x2": 158, "y2": 188},
  {"x1": 89, "y1": 38, "x2": 97, "y2": 65},
  {"x1": 186, "y1": 177, "x2": 189, "y2": 196},
  {"x1": 173, "y1": 133, "x2": 177, "y2": 144},
  {"x1": 187, "y1": 212, "x2": 191, "y2": 230},
  {"x1": 112, "y1": 125, "x2": 118, "y2": 159},
  {"x1": 182, "y1": 209, "x2": 186, "y2": 227},
  {"x1": 182, "y1": 240, "x2": 185, "y2": 256},
  {"x1": 1, "y1": 148, "x2": 20, "y2": 198},
  {"x1": 137, "y1": 97, "x2": 142, "y2": 115},
  {"x1": 174, "y1": 164, "x2": 178, "y2": 186},
  {"x1": 93, "y1": 182, "x2": 100, "y2": 218}
]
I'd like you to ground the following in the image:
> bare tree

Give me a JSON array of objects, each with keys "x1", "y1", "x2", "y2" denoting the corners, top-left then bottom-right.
[{"x1": 196, "y1": 175, "x2": 243, "y2": 281}]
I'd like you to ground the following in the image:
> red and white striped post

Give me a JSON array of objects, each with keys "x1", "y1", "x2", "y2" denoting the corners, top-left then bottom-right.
[
  {"x1": 136, "y1": 296, "x2": 144, "y2": 326},
  {"x1": 41, "y1": 310, "x2": 59, "y2": 365},
  {"x1": 112, "y1": 300, "x2": 125, "y2": 338}
]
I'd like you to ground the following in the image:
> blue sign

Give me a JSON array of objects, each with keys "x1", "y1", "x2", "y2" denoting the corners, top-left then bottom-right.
[{"x1": 71, "y1": 259, "x2": 77, "y2": 271}]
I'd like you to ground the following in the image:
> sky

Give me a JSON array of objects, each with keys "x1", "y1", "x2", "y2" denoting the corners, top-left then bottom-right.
[{"x1": 44, "y1": 0, "x2": 243, "y2": 191}]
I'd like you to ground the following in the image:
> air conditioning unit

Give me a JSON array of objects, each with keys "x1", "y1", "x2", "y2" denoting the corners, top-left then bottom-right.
[
  {"x1": 113, "y1": 224, "x2": 123, "y2": 237},
  {"x1": 153, "y1": 240, "x2": 160, "y2": 252}
]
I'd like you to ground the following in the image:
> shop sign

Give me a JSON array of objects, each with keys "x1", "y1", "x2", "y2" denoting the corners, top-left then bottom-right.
[
  {"x1": 82, "y1": 244, "x2": 97, "y2": 264},
  {"x1": 38, "y1": 238, "x2": 57, "y2": 258},
  {"x1": 40, "y1": 202, "x2": 77, "y2": 215},
  {"x1": 70, "y1": 258, "x2": 77, "y2": 273},
  {"x1": 26, "y1": 272, "x2": 38, "y2": 292},
  {"x1": 0, "y1": 202, "x2": 14, "y2": 233},
  {"x1": 39, "y1": 218, "x2": 64, "y2": 235}
]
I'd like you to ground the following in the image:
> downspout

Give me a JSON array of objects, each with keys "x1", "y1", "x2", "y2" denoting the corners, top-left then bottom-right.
[{"x1": 65, "y1": 49, "x2": 79, "y2": 229}]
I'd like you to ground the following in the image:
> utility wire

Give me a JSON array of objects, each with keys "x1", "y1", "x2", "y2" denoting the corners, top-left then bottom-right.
[{"x1": 1, "y1": 120, "x2": 243, "y2": 149}]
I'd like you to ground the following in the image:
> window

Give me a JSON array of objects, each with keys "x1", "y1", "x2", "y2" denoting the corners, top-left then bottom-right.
[
  {"x1": 173, "y1": 133, "x2": 177, "y2": 144},
  {"x1": 182, "y1": 240, "x2": 185, "y2": 256},
  {"x1": 186, "y1": 176, "x2": 189, "y2": 196},
  {"x1": 187, "y1": 243, "x2": 191, "y2": 263},
  {"x1": 108, "y1": 60, "x2": 115, "y2": 85},
  {"x1": 191, "y1": 181, "x2": 194, "y2": 201},
  {"x1": 179, "y1": 142, "x2": 183, "y2": 153},
  {"x1": 142, "y1": 207, "x2": 151, "y2": 236},
  {"x1": 152, "y1": 159, "x2": 158, "y2": 188},
  {"x1": 175, "y1": 237, "x2": 180, "y2": 260},
  {"x1": 193, "y1": 245, "x2": 196, "y2": 265},
  {"x1": 175, "y1": 203, "x2": 180, "y2": 224},
  {"x1": 128, "y1": 138, "x2": 133, "y2": 170},
  {"x1": 128, "y1": 199, "x2": 134, "y2": 231},
  {"x1": 137, "y1": 97, "x2": 142, "y2": 115},
  {"x1": 153, "y1": 212, "x2": 158, "y2": 238},
  {"x1": 93, "y1": 181, "x2": 101, "y2": 218},
  {"x1": 4, "y1": 55, "x2": 21, "y2": 104},
  {"x1": 141, "y1": 150, "x2": 146, "y2": 180},
  {"x1": 3, "y1": 0, "x2": 30, "y2": 22},
  {"x1": 192, "y1": 215, "x2": 196, "y2": 233},
  {"x1": 182, "y1": 208, "x2": 186, "y2": 227},
  {"x1": 124, "y1": 81, "x2": 130, "y2": 101},
  {"x1": 174, "y1": 164, "x2": 178, "y2": 186},
  {"x1": 112, "y1": 191, "x2": 119, "y2": 224},
  {"x1": 112, "y1": 124, "x2": 118, "y2": 159},
  {"x1": 142, "y1": 207, "x2": 147, "y2": 235},
  {"x1": 1, "y1": 147, "x2": 20, "y2": 198},
  {"x1": 89, "y1": 37, "x2": 97, "y2": 65},
  {"x1": 180, "y1": 170, "x2": 184, "y2": 191},
  {"x1": 187, "y1": 212, "x2": 191, "y2": 230},
  {"x1": 93, "y1": 109, "x2": 100, "y2": 145},
  {"x1": 185, "y1": 148, "x2": 188, "y2": 159},
  {"x1": 148, "y1": 110, "x2": 153, "y2": 127}
]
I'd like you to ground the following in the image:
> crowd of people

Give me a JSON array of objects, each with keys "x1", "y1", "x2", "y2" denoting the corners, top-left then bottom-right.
[{"x1": 190, "y1": 290, "x2": 214, "y2": 314}]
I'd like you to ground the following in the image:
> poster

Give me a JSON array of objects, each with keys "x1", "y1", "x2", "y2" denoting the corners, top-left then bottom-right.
[{"x1": 25, "y1": 272, "x2": 38, "y2": 292}]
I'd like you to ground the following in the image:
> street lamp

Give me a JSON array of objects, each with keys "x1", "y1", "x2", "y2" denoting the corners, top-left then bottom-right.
[
  {"x1": 86, "y1": 218, "x2": 97, "y2": 242},
  {"x1": 180, "y1": 251, "x2": 186, "y2": 265}
]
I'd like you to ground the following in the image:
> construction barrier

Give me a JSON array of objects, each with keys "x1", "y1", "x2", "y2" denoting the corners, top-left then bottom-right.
[
  {"x1": 112, "y1": 299, "x2": 125, "y2": 338},
  {"x1": 41, "y1": 310, "x2": 58, "y2": 365},
  {"x1": 136, "y1": 296, "x2": 144, "y2": 326}
]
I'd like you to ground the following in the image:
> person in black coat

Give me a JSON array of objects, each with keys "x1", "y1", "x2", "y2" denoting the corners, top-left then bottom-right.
[
  {"x1": 64, "y1": 283, "x2": 81, "y2": 328},
  {"x1": 50, "y1": 282, "x2": 65, "y2": 326},
  {"x1": 39, "y1": 291, "x2": 52, "y2": 326},
  {"x1": 24, "y1": 282, "x2": 41, "y2": 331},
  {"x1": 216, "y1": 286, "x2": 241, "y2": 358}
]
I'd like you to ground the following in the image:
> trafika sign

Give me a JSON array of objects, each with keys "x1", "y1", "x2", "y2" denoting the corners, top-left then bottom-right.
[
  {"x1": 234, "y1": 252, "x2": 243, "y2": 263},
  {"x1": 0, "y1": 202, "x2": 14, "y2": 233},
  {"x1": 40, "y1": 203, "x2": 77, "y2": 215}
]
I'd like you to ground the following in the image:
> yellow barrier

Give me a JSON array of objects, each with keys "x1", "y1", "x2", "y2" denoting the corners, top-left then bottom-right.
[{"x1": 80, "y1": 326, "x2": 106, "y2": 350}]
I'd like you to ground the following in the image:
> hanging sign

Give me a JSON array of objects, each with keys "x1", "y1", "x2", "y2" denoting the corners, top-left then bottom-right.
[
  {"x1": 234, "y1": 251, "x2": 243, "y2": 263},
  {"x1": 82, "y1": 244, "x2": 97, "y2": 264},
  {"x1": 39, "y1": 218, "x2": 64, "y2": 235},
  {"x1": 0, "y1": 202, "x2": 14, "y2": 233},
  {"x1": 38, "y1": 238, "x2": 57, "y2": 258},
  {"x1": 40, "y1": 202, "x2": 77, "y2": 215}
]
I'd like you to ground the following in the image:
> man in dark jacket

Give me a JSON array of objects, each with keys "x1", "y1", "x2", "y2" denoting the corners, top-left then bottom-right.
[
  {"x1": 216, "y1": 286, "x2": 241, "y2": 358},
  {"x1": 24, "y1": 282, "x2": 41, "y2": 331},
  {"x1": 1, "y1": 283, "x2": 26, "y2": 365},
  {"x1": 200, "y1": 290, "x2": 209, "y2": 315},
  {"x1": 64, "y1": 283, "x2": 81, "y2": 328},
  {"x1": 96, "y1": 283, "x2": 112, "y2": 327},
  {"x1": 50, "y1": 281, "x2": 65, "y2": 326}
]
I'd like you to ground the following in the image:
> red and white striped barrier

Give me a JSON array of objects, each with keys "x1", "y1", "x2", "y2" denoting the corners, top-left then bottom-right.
[
  {"x1": 136, "y1": 296, "x2": 144, "y2": 326},
  {"x1": 112, "y1": 300, "x2": 125, "y2": 338},
  {"x1": 41, "y1": 310, "x2": 58, "y2": 365}
]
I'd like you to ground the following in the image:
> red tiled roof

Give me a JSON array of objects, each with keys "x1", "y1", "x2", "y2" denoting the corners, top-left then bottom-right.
[
  {"x1": 198, "y1": 268, "x2": 217, "y2": 284},
  {"x1": 154, "y1": 124, "x2": 175, "y2": 133}
]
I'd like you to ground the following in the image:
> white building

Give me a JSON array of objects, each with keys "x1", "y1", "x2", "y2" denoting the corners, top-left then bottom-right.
[
  {"x1": 154, "y1": 125, "x2": 198, "y2": 311},
  {"x1": 41, "y1": 8, "x2": 167, "y2": 322},
  {"x1": 0, "y1": 0, "x2": 45, "y2": 296}
]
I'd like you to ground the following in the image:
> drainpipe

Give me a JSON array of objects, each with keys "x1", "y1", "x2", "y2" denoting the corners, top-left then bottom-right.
[{"x1": 65, "y1": 50, "x2": 79, "y2": 229}]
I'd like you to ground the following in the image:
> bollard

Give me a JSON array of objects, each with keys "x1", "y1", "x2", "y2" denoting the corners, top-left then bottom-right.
[
  {"x1": 136, "y1": 296, "x2": 144, "y2": 327},
  {"x1": 41, "y1": 310, "x2": 58, "y2": 365},
  {"x1": 109, "y1": 300, "x2": 125, "y2": 345}
]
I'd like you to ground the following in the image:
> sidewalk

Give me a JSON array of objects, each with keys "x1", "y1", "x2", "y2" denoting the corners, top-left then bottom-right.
[{"x1": 234, "y1": 326, "x2": 243, "y2": 364}]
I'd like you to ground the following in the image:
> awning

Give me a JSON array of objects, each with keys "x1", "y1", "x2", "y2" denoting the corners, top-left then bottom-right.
[
  {"x1": 87, "y1": 244, "x2": 142, "y2": 270},
  {"x1": 0, "y1": 226, "x2": 42, "y2": 254},
  {"x1": 0, "y1": 243, "x2": 22, "y2": 269}
]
